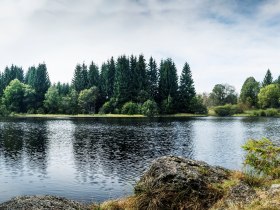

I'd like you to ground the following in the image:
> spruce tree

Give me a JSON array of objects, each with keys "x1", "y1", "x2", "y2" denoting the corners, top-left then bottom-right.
[
  {"x1": 88, "y1": 62, "x2": 99, "y2": 88},
  {"x1": 178, "y1": 62, "x2": 196, "y2": 112},
  {"x1": 262, "y1": 69, "x2": 273, "y2": 87},
  {"x1": 114, "y1": 55, "x2": 130, "y2": 105},
  {"x1": 158, "y1": 58, "x2": 178, "y2": 113},
  {"x1": 147, "y1": 57, "x2": 158, "y2": 101},
  {"x1": 72, "y1": 64, "x2": 88, "y2": 92},
  {"x1": 129, "y1": 55, "x2": 138, "y2": 101},
  {"x1": 34, "y1": 63, "x2": 51, "y2": 108},
  {"x1": 107, "y1": 57, "x2": 116, "y2": 99}
]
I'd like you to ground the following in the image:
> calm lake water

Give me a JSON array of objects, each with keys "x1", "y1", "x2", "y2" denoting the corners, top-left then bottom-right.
[{"x1": 0, "y1": 117, "x2": 280, "y2": 203}]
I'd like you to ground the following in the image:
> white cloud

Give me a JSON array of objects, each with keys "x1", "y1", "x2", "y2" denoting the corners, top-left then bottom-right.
[{"x1": 0, "y1": 0, "x2": 279, "y2": 93}]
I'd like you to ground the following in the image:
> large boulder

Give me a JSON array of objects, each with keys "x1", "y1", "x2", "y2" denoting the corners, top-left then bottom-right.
[{"x1": 135, "y1": 156, "x2": 230, "y2": 210}]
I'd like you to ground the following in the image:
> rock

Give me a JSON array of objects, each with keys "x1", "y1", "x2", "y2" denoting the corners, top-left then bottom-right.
[
  {"x1": 0, "y1": 195, "x2": 90, "y2": 210},
  {"x1": 225, "y1": 182, "x2": 256, "y2": 204},
  {"x1": 134, "y1": 156, "x2": 230, "y2": 210}
]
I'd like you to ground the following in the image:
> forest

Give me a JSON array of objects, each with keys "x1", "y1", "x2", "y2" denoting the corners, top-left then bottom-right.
[
  {"x1": 0, "y1": 54, "x2": 279, "y2": 117},
  {"x1": 0, "y1": 55, "x2": 205, "y2": 117}
]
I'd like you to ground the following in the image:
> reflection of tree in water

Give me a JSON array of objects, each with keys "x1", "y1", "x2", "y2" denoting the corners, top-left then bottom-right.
[
  {"x1": 71, "y1": 119, "x2": 195, "y2": 185},
  {"x1": 23, "y1": 120, "x2": 49, "y2": 175},
  {"x1": 0, "y1": 119, "x2": 49, "y2": 175},
  {"x1": 0, "y1": 122, "x2": 24, "y2": 171}
]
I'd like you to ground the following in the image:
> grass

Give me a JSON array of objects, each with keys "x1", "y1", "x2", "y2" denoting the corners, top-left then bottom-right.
[{"x1": 11, "y1": 113, "x2": 207, "y2": 119}]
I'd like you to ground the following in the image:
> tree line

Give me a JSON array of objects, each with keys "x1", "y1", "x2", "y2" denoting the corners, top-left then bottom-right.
[
  {"x1": 203, "y1": 69, "x2": 280, "y2": 115},
  {"x1": 0, "y1": 55, "x2": 206, "y2": 116}
]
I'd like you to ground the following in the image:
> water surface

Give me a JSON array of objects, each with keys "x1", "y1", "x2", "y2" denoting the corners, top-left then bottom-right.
[{"x1": 0, "y1": 117, "x2": 279, "y2": 203}]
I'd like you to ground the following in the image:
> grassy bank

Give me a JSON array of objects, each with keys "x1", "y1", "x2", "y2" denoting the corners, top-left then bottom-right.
[{"x1": 10, "y1": 113, "x2": 207, "y2": 119}]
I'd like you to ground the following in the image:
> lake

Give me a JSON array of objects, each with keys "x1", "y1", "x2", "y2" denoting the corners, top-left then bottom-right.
[{"x1": 0, "y1": 117, "x2": 280, "y2": 203}]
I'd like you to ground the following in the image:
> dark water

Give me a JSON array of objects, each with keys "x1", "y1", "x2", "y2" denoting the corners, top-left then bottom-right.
[{"x1": 0, "y1": 117, "x2": 280, "y2": 203}]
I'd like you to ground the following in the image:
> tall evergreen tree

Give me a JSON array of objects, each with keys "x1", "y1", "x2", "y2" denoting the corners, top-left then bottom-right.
[
  {"x1": 25, "y1": 66, "x2": 36, "y2": 87},
  {"x1": 0, "y1": 72, "x2": 4, "y2": 96},
  {"x1": 72, "y1": 64, "x2": 88, "y2": 92},
  {"x1": 178, "y1": 62, "x2": 196, "y2": 112},
  {"x1": 107, "y1": 57, "x2": 116, "y2": 99},
  {"x1": 34, "y1": 63, "x2": 51, "y2": 108},
  {"x1": 99, "y1": 63, "x2": 108, "y2": 100},
  {"x1": 129, "y1": 55, "x2": 138, "y2": 101},
  {"x1": 88, "y1": 62, "x2": 99, "y2": 88},
  {"x1": 158, "y1": 59, "x2": 178, "y2": 101},
  {"x1": 262, "y1": 69, "x2": 273, "y2": 87},
  {"x1": 135, "y1": 54, "x2": 148, "y2": 103},
  {"x1": 114, "y1": 55, "x2": 130, "y2": 105},
  {"x1": 147, "y1": 57, "x2": 158, "y2": 101}
]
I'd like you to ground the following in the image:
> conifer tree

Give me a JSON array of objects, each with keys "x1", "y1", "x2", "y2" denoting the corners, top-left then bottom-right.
[
  {"x1": 114, "y1": 55, "x2": 130, "y2": 105},
  {"x1": 158, "y1": 58, "x2": 178, "y2": 112},
  {"x1": 262, "y1": 69, "x2": 273, "y2": 87},
  {"x1": 72, "y1": 64, "x2": 88, "y2": 92},
  {"x1": 88, "y1": 62, "x2": 99, "y2": 88},
  {"x1": 34, "y1": 63, "x2": 51, "y2": 108},
  {"x1": 107, "y1": 57, "x2": 116, "y2": 99},
  {"x1": 178, "y1": 62, "x2": 196, "y2": 112},
  {"x1": 147, "y1": 57, "x2": 158, "y2": 101}
]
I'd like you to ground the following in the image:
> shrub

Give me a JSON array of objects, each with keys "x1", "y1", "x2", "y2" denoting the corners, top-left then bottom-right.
[
  {"x1": 214, "y1": 104, "x2": 243, "y2": 116},
  {"x1": 141, "y1": 100, "x2": 158, "y2": 117},
  {"x1": 213, "y1": 104, "x2": 232, "y2": 116},
  {"x1": 242, "y1": 138, "x2": 280, "y2": 178},
  {"x1": 251, "y1": 109, "x2": 279, "y2": 117},
  {"x1": 99, "y1": 98, "x2": 117, "y2": 114},
  {"x1": 0, "y1": 104, "x2": 9, "y2": 116},
  {"x1": 121, "y1": 101, "x2": 140, "y2": 115},
  {"x1": 189, "y1": 96, "x2": 208, "y2": 114}
]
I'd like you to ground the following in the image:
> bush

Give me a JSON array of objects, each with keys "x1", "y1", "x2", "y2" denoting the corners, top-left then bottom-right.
[
  {"x1": 0, "y1": 104, "x2": 9, "y2": 116},
  {"x1": 121, "y1": 101, "x2": 140, "y2": 115},
  {"x1": 189, "y1": 96, "x2": 208, "y2": 114},
  {"x1": 99, "y1": 98, "x2": 117, "y2": 114},
  {"x1": 251, "y1": 108, "x2": 279, "y2": 117},
  {"x1": 141, "y1": 100, "x2": 158, "y2": 117},
  {"x1": 242, "y1": 138, "x2": 280, "y2": 178},
  {"x1": 214, "y1": 104, "x2": 243, "y2": 116}
]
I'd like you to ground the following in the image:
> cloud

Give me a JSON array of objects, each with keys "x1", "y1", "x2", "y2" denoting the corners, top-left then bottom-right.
[{"x1": 0, "y1": 0, "x2": 279, "y2": 93}]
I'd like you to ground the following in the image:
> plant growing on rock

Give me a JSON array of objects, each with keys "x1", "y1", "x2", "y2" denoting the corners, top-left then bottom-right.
[{"x1": 242, "y1": 138, "x2": 280, "y2": 178}]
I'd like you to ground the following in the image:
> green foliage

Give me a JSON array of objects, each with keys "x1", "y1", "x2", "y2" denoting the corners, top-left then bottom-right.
[
  {"x1": 44, "y1": 86, "x2": 61, "y2": 114},
  {"x1": 2, "y1": 79, "x2": 35, "y2": 113},
  {"x1": 72, "y1": 63, "x2": 88, "y2": 92},
  {"x1": 78, "y1": 86, "x2": 99, "y2": 114},
  {"x1": 147, "y1": 57, "x2": 158, "y2": 101},
  {"x1": 240, "y1": 77, "x2": 260, "y2": 108},
  {"x1": 252, "y1": 108, "x2": 279, "y2": 117},
  {"x1": 262, "y1": 69, "x2": 273, "y2": 87},
  {"x1": 214, "y1": 104, "x2": 243, "y2": 116},
  {"x1": 242, "y1": 138, "x2": 280, "y2": 178},
  {"x1": 161, "y1": 95, "x2": 175, "y2": 114},
  {"x1": 158, "y1": 58, "x2": 178, "y2": 108},
  {"x1": 121, "y1": 101, "x2": 140, "y2": 115},
  {"x1": 258, "y1": 84, "x2": 280, "y2": 108},
  {"x1": 141, "y1": 99, "x2": 158, "y2": 117},
  {"x1": 209, "y1": 84, "x2": 237, "y2": 106},
  {"x1": 88, "y1": 62, "x2": 99, "y2": 88},
  {"x1": 189, "y1": 95, "x2": 208, "y2": 114},
  {"x1": 178, "y1": 62, "x2": 196, "y2": 112}
]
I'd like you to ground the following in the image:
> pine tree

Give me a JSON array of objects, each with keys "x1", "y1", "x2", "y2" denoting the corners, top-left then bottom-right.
[
  {"x1": 99, "y1": 63, "x2": 108, "y2": 100},
  {"x1": 158, "y1": 58, "x2": 178, "y2": 112},
  {"x1": 107, "y1": 57, "x2": 116, "y2": 99},
  {"x1": 72, "y1": 64, "x2": 88, "y2": 92},
  {"x1": 34, "y1": 63, "x2": 51, "y2": 108},
  {"x1": 178, "y1": 62, "x2": 196, "y2": 112},
  {"x1": 25, "y1": 66, "x2": 36, "y2": 87},
  {"x1": 129, "y1": 55, "x2": 138, "y2": 101},
  {"x1": 88, "y1": 62, "x2": 99, "y2": 88},
  {"x1": 262, "y1": 69, "x2": 273, "y2": 87},
  {"x1": 135, "y1": 54, "x2": 148, "y2": 103},
  {"x1": 147, "y1": 57, "x2": 158, "y2": 101},
  {"x1": 114, "y1": 55, "x2": 130, "y2": 105}
]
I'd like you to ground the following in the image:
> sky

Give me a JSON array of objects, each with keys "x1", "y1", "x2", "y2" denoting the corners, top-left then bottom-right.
[{"x1": 0, "y1": 0, "x2": 279, "y2": 93}]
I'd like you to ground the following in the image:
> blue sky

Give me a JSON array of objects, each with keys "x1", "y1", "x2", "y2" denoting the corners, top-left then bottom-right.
[{"x1": 0, "y1": 0, "x2": 279, "y2": 93}]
